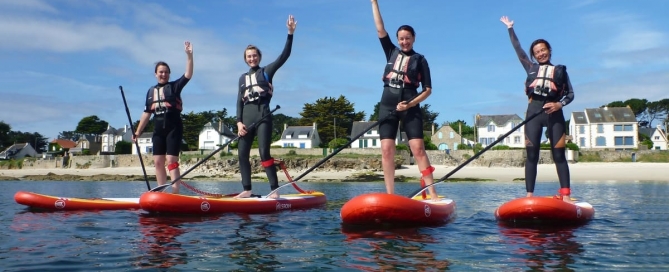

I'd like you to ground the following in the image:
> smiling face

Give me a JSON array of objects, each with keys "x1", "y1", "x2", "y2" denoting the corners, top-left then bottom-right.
[
  {"x1": 532, "y1": 43, "x2": 551, "y2": 64},
  {"x1": 396, "y1": 30, "x2": 415, "y2": 52},
  {"x1": 244, "y1": 48, "x2": 261, "y2": 67},
  {"x1": 154, "y1": 64, "x2": 170, "y2": 84}
]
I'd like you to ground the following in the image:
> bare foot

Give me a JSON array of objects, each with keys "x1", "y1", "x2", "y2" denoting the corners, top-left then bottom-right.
[
  {"x1": 234, "y1": 190, "x2": 253, "y2": 199},
  {"x1": 526, "y1": 192, "x2": 534, "y2": 198},
  {"x1": 563, "y1": 197, "x2": 574, "y2": 204},
  {"x1": 171, "y1": 185, "x2": 179, "y2": 195},
  {"x1": 267, "y1": 191, "x2": 280, "y2": 199}
]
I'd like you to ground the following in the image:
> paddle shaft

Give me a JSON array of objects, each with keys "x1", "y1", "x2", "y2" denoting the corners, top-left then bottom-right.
[
  {"x1": 150, "y1": 105, "x2": 281, "y2": 192},
  {"x1": 119, "y1": 86, "x2": 151, "y2": 191},
  {"x1": 407, "y1": 108, "x2": 545, "y2": 198},
  {"x1": 265, "y1": 93, "x2": 423, "y2": 197}
]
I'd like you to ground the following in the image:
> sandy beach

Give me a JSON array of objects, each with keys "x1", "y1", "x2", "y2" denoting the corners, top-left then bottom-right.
[{"x1": 1, "y1": 162, "x2": 667, "y2": 182}]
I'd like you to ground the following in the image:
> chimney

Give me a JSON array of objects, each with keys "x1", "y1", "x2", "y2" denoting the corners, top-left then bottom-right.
[
  {"x1": 432, "y1": 123, "x2": 435, "y2": 135},
  {"x1": 313, "y1": 122, "x2": 317, "y2": 130},
  {"x1": 284, "y1": 123, "x2": 287, "y2": 131},
  {"x1": 219, "y1": 122, "x2": 222, "y2": 132}
]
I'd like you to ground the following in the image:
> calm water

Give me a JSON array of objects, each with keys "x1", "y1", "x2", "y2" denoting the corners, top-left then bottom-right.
[{"x1": 1, "y1": 179, "x2": 668, "y2": 271}]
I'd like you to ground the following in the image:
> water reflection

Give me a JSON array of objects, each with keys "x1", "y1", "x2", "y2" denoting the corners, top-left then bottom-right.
[
  {"x1": 227, "y1": 214, "x2": 282, "y2": 270},
  {"x1": 342, "y1": 226, "x2": 451, "y2": 271},
  {"x1": 498, "y1": 223, "x2": 585, "y2": 271},
  {"x1": 135, "y1": 214, "x2": 219, "y2": 269}
]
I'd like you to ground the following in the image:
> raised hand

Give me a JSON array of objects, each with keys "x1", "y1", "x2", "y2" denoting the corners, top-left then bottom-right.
[
  {"x1": 184, "y1": 41, "x2": 193, "y2": 55},
  {"x1": 287, "y1": 15, "x2": 297, "y2": 34},
  {"x1": 500, "y1": 16, "x2": 514, "y2": 28}
]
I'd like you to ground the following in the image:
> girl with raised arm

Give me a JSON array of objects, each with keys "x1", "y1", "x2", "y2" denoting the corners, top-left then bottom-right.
[
  {"x1": 371, "y1": 0, "x2": 439, "y2": 201},
  {"x1": 134, "y1": 41, "x2": 194, "y2": 194},
  {"x1": 500, "y1": 16, "x2": 575, "y2": 202},
  {"x1": 235, "y1": 15, "x2": 297, "y2": 199}
]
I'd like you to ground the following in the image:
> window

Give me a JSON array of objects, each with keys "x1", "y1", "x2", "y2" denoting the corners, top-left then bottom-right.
[
  {"x1": 487, "y1": 125, "x2": 495, "y2": 132},
  {"x1": 438, "y1": 132, "x2": 443, "y2": 139},
  {"x1": 579, "y1": 137, "x2": 585, "y2": 147},
  {"x1": 579, "y1": 126, "x2": 585, "y2": 134},
  {"x1": 614, "y1": 125, "x2": 622, "y2": 131},
  {"x1": 514, "y1": 136, "x2": 521, "y2": 144},
  {"x1": 366, "y1": 131, "x2": 372, "y2": 135},
  {"x1": 372, "y1": 139, "x2": 377, "y2": 146},
  {"x1": 510, "y1": 122, "x2": 516, "y2": 129},
  {"x1": 488, "y1": 137, "x2": 495, "y2": 145},
  {"x1": 479, "y1": 138, "x2": 487, "y2": 145},
  {"x1": 614, "y1": 136, "x2": 634, "y2": 145},
  {"x1": 595, "y1": 136, "x2": 606, "y2": 146},
  {"x1": 449, "y1": 132, "x2": 454, "y2": 138},
  {"x1": 597, "y1": 124, "x2": 604, "y2": 133},
  {"x1": 655, "y1": 136, "x2": 660, "y2": 140},
  {"x1": 206, "y1": 131, "x2": 211, "y2": 139},
  {"x1": 624, "y1": 125, "x2": 633, "y2": 131}
]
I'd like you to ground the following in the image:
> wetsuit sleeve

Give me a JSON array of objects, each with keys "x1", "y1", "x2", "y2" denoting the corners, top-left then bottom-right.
[
  {"x1": 172, "y1": 74, "x2": 191, "y2": 95},
  {"x1": 419, "y1": 56, "x2": 432, "y2": 90},
  {"x1": 508, "y1": 28, "x2": 532, "y2": 72},
  {"x1": 143, "y1": 89, "x2": 152, "y2": 113},
  {"x1": 263, "y1": 34, "x2": 294, "y2": 81},
  {"x1": 236, "y1": 77, "x2": 244, "y2": 122},
  {"x1": 379, "y1": 34, "x2": 395, "y2": 61},
  {"x1": 560, "y1": 71, "x2": 575, "y2": 106}
]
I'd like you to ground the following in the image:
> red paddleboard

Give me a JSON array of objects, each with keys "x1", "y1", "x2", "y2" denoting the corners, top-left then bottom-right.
[
  {"x1": 139, "y1": 191, "x2": 326, "y2": 214},
  {"x1": 340, "y1": 193, "x2": 456, "y2": 227},
  {"x1": 14, "y1": 191, "x2": 140, "y2": 211},
  {"x1": 495, "y1": 197, "x2": 594, "y2": 225}
]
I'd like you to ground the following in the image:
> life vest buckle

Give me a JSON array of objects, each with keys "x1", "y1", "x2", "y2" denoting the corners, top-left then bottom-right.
[{"x1": 389, "y1": 78, "x2": 405, "y2": 89}]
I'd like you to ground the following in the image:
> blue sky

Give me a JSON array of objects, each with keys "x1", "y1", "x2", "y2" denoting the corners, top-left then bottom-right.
[{"x1": 1, "y1": 0, "x2": 668, "y2": 140}]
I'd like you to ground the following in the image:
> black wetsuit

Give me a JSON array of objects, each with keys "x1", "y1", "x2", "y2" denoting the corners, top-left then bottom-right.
[
  {"x1": 236, "y1": 34, "x2": 293, "y2": 191},
  {"x1": 508, "y1": 28, "x2": 575, "y2": 193},
  {"x1": 378, "y1": 35, "x2": 431, "y2": 140},
  {"x1": 144, "y1": 75, "x2": 190, "y2": 156}
]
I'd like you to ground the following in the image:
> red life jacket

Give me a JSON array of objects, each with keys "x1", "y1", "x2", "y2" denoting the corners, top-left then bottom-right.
[
  {"x1": 525, "y1": 64, "x2": 568, "y2": 100},
  {"x1": 145, "y1": 84, "x2": 182, "y2": 115},
  {"x1": 382, "y1": 48, "x2": 423, "y2": 89}
]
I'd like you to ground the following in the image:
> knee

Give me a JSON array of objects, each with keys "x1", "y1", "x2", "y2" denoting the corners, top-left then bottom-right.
[
  {"x1": 381, "y1": 145, "x2": 395, "y2": 158},
  {"x1": 552, "y1": 148, "x2": 567, "y2": 163},
  {"x1": 526, "y1": 147, "x2": 540, "y2": 163}
]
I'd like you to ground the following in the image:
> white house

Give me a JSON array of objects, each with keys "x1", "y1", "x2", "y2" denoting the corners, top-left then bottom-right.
[
  {"x1": 0, "y1": 143, "x2": 38, "y2": 160},
  {"x1": 349, "y1": 121, "x2": 403, "y2": 148},
  {"x1": 639, "y1": 125, "x2": 669, "y2": 150},
  {"x1": 101, "y1": 125, "x2": 132, "y2": 153},
  {"x1": 272, "y1": 123, "x2": 321, "y2": 148},
  {"x1": 475, "y1": 114, "x2": 525, "y2": 148},
  {"x1": 198, "y1": 121, "x2": 235, "y2": 150},
  {"x1": 569, "y1": 107, "x2": 638, "y2": 150},
  {"x1": 132, "y1": 132, "x2": 154, "y2": 155}
]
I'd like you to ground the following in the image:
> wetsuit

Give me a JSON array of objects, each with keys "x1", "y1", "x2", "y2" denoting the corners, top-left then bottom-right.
[
  {"x1": 508, "y1": 28, "x2": 575, "y2": 193},
  {"x1": 236, "y1": 34, "x2": 293, "y2": 192},
  {"x1": 144, "y1": 75, "x2": 190, "y2": 156},
  {"x1": 378, "y1": 35, "x2": 431, "y2": 140}
]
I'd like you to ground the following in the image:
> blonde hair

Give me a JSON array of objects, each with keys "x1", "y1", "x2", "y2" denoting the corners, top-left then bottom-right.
[{"x1": 243, "y1": 45, "x2": 262, "y2": 63}]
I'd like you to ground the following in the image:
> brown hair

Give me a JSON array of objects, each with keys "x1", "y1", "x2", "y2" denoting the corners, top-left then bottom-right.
[
  {"x1": 154, "y1": 61, "x2": 171, "y2": 73},
  {"x1": 243, "y1": 45, "x2": 262, "y2": 63},
  {"x1": 529, "y1": 39, "x2": 552, "y2": 62}
]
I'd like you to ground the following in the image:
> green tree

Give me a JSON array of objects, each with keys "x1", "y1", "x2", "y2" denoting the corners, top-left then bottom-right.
[
  {"x1": 181, "y1": 111, "x2": 211, "y2": 151},
  {"x1": 369, "y1": 102, "x2": 381, "y2": 121},
  {"x1": 299, "y1": 95, "x2": 365, "y2": 146},
  {"x1": 133, "y1": 117, "x2": 155, "y2": 133},
  {"x1": 76, "y1": 115, "x2": 109, "y2": 135},
  {"x1": 58, "y1": 131, "x2": 79, "y2": 141},
  {"x1": 0, "y1": 121, "x2": 11, "y2": 149},
  {"x1": 114, "y1": 141, "x2": 132, "y2": 154}
]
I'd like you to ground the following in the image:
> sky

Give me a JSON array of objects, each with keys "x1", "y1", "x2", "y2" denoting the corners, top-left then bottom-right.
[{"x1": 1, "y1": 0, "x2": 668, "y2": 140}]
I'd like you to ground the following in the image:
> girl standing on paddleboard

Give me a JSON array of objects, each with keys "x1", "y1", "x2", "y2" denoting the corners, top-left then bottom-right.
[
  {"x1": 234, "y1": 15, "x2": 297, "y2": 199},
  {"x1": 370, "y1": 0, "x2": 439, "y2": 201},
  {"x1": 134, "y1": 41, "x2": 194, "y2": 194},
  {"x1": 500, "y1": 16, "x2": 575, "y2": 202}
]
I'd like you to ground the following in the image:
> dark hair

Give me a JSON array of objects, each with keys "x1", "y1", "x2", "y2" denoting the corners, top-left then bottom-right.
[
  {"x1": 396, "y1": 25, "x2": 415, "y2": 37},
  {"x1": 154, "y1": 61, "x2": 171, "y2": 73},
  {"x1": 529, "y1": 39, "x2": 552, "y2": 62},
  {"x1": 243, "y1": 45, "x2": 262, "y2": 63}
]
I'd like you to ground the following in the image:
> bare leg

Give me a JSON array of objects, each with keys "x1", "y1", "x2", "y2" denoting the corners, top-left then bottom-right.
[
  {"x1": 380, "y1": 139, "x2": 396, "y2": 194},
  {"x1": 409, "y1": 138, "x2": 439, "y2": 201},
  {"x1": 166, "y1": 155, "x2": 180, "y2": 194},
  {"x1": 153, "y1": 155, "x2": 167, "y2": 187}
]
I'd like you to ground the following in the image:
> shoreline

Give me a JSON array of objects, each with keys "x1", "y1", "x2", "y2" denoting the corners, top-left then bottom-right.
[{"x1": 1, "y1": 162, "x2": 668, "y2": 182}]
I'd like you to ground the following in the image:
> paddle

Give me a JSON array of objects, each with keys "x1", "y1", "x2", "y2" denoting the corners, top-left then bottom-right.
[
  {"x1": 407, "y1": 109, "x2": 545, "y2": 199},
  {"x1": 150, "y1": 105, "x2": 281, "y2": 192},
  {"x1": 119, "y1": 86, "x2": 151, "y2": 191},
  {"x1": 264, "y1": 93, "x2": 423, "y2": 198}
]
